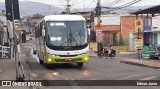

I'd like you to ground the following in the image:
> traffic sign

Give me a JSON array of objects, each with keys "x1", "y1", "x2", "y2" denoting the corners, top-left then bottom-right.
[
  {"x1": 96, "y1": 30, "x2": 102, "y2": 36},
  {"x1": 142, "y1": 46, "x2": 150, "y2": 59},
  {"x1": 135, "y1": 39, "x2": 143, "y2": 50},
  {"x1": 96, "y1": 23, "x2": 101, "y2": 29},
  {"x1": 0, "y1": 45, "x2": 11, "y2": 59},
  {"x1": 96, "y1": 30, "x2": 103, "y2": 42}
]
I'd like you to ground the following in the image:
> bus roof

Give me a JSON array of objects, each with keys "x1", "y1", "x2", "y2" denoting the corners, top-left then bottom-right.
[{"x1": 44, "y1": 15, "x2": 86, "y2": 21}]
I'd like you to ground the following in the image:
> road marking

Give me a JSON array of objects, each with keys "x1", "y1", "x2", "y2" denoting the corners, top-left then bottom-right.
[
  {"x1": 141, "y1": 76, "x2": 158, "y2": 80},
  {"x1": 117, "y1": 73, "x2": 158, "y2": 80},
  {"x1": 49, "y1": 70, "x2": 82, "y2": 89}
]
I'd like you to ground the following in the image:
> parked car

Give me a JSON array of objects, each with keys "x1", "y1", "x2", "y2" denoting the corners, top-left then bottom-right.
[{"x1": 150, "y1": 46, "x2": 160, "y2": 59}]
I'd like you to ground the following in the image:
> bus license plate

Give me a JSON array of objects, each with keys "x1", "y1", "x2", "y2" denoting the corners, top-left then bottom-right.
[{"x1": 65, "y1": 58, "x2": 72, "y2": 61}]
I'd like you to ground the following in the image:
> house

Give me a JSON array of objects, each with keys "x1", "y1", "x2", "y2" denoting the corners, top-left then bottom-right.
[{"x1": 94, "y1": 15, "x2": 121, "y2": 46}]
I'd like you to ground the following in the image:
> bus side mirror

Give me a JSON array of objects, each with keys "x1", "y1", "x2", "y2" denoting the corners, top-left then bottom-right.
[{"x1": 42, "y1": 29, "x2": 45, "y2": 36}]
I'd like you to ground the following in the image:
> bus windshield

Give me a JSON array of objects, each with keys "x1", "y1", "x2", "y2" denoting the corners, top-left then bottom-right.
[{"x1": 46, "y1": 21, "x2": 87, "y2": 47}]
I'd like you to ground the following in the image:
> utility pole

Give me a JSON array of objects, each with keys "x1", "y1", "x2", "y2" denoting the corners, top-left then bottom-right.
[
  {"x1": 97, "y1": 0, "x2": 101, "y2": 27},
  {"x1": 95, "y1": 0, "x2": 102, "y2": 57},
  {"x1": 66, "y1": 0, "x2": 71, "y2": 14}
]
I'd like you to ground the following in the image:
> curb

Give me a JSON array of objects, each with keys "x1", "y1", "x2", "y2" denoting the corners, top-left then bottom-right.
[{"x1": 120, "y1": 60, "x2": 160, "y2": 69}]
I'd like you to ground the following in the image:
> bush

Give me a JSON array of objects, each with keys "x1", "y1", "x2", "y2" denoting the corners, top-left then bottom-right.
[
  {"x1": 119, "y1": 35, "x2": 125, "y2": 46},
  {"x1": 112, "y1": 33, "x2": 118, "y2": 46}
]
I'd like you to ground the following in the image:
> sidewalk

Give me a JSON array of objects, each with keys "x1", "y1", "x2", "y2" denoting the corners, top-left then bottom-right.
[
  {"x1": 0, "y1": 44, "x2": 31, "y2": 89},
  {"x1": 89, "y1": 52, "x2": 160, "y2": 69},
  {"x1": 89, "y1": 52, "x2": 137, "y2": 57},
  {"x1": 120, "y1": 59, "x2": 160, "y2": 69}
]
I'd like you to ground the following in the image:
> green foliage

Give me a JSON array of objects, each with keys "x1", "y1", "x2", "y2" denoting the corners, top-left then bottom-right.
[
  {"x1": 112, "y1": 33, "x2": 118, "y2": 46},
  {"x1": 119, "y1": 35, "x2": 125, "y2": 46},
  {"x1": 105, "y1": 38, "x2": 110, "y2": 46}
]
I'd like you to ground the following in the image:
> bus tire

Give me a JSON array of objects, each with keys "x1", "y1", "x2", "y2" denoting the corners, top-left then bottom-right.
[
  {"x1": 33, "y1": 50, "x2": 37, "y2": 54},
  {"x1": 78, "y1": 63, "x2": 83, "y2": 67},
  {"x1": 45, "y1": 64, "x2": 53, "y2": 69},
  {"x1": 39, "y1": 59, "x2": 43, "y2": 64}
]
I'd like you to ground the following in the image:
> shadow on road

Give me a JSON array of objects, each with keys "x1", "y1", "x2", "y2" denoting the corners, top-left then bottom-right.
[{"x1": 44, "y1": 63, "x2": 87, "y2": 70}]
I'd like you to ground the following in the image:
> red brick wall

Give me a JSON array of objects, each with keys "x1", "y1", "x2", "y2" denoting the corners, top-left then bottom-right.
[
  {"x1": 121, "y1": 16, "x2": 137, "y2": 44},
  {"x1": 121, "y1": 15, "x2": 147, "y2": 44},
  {"x1": 95, "y1": 25, "x2": 120, "y2": 45},
  {"x1": 98, "y1": 25, "x2": 120, "y2": 31}
]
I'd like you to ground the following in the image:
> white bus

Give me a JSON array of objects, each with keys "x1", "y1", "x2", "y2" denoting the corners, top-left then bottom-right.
[{"x1": 35, "y1": 15, "x2": 89, "y2": 67}]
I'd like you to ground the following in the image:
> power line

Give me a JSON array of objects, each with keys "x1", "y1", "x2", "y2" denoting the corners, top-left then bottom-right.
[
  {"x1": 83, "y1": 1, "x2": 95, "y2": 12},
  {"x1": 71, "y1": 0, "x2": 87, "y2": 7},
  {"x1": 114, "y1": 0, "x2": 142, "y2": 10},
  {"x1": 102, "y1": 0, "x2": 143, "y2": 10},
  {"x1": 93, "y1": 0, "x2": 97, "y2": 4},
  {"x1": 102, "y1": 0, "x2": 125, "y2": 7}
]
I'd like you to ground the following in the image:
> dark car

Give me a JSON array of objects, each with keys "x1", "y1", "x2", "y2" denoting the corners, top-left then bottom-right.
[{"x1": 150, "y1": 46, "x2": 160, "y2": 59}]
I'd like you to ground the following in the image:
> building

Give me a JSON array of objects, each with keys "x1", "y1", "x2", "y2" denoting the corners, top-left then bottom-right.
[
  {"x1": 121, "y1": 15, "x2": 137, "y2": 43},
  {"x1": 94, "y1": 15, "x2": 121, "y2": 46},
  {"x1": 0, "y1": 15, "x2": 10, "y2": 45},
  {"x1": 149, "y1": 16, "x2": 160, "y2": 46}
]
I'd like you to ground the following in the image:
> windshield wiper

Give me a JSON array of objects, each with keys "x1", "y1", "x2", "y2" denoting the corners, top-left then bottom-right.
[{"x1": 59, "y1": 25, "x2": 73, "y2": 47}]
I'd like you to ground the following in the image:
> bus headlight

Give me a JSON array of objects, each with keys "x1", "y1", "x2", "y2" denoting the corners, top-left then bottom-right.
[
  {"x1": 48, "y1": 58, "x2": 52, "y2": 62},
  {"x1": 51, "y1": 54, "x2": 55, "y2": 56},
  {"x1": 47, "y1": 52, "x2": 55, "y2": 57},
  {"x1": 84, "y1": 57, "x2": 88, "y2": 61}
]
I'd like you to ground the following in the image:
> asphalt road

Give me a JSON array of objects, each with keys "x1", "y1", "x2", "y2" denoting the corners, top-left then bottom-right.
[{"x1": 21, "y1": 44, "x2": 160, "y2": 89}]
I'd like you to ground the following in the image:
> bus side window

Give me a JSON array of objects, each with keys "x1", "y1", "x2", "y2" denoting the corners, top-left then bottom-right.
[
  {"x1": 37, "y1": 25, "x2": 40, "y2": 37},
  {"x1": 40, "y1": 20, "x2": 45, "y2": 36}
]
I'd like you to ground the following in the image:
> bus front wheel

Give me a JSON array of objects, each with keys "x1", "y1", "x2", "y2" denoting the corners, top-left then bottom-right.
[
  {"x1": 39, "y1": 59, "x2": 43, "y2": 64},
  {"x1": 77, "y1": 63, "x2": 83, "y2": 67}
]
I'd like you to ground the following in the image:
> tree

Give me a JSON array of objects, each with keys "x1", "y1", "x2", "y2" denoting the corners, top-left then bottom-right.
[
  {"x1": 119, "y1": 35, "x2": 125, "y2": 46},
  {"x1": 112, "y1": 33, "x2": 118, "y2": 46}
]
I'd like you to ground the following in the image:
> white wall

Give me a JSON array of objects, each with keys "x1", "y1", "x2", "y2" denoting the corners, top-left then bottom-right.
[
  {"x1": 152, "y1": 16, "x2": 160, "y2": 31},
  {"x1": 94, "y1": 15, "x2": 120, "y2": 25}
]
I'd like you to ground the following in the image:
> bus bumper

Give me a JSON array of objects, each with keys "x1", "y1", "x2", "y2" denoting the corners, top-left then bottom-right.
[{"x1": 44, "y1": 53, "x2": 89, "y2": 64}]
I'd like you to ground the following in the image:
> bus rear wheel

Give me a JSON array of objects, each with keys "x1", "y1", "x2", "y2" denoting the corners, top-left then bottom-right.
[{"x1": 77, "y1": 63, "x2": 83, "y2": 67}]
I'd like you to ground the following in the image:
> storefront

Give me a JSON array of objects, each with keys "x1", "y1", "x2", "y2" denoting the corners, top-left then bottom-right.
[
  {"x1": 144, "y1": 32, "x2": 153, "y2": 46},
  {"x1": 153, "y1": 32, "x2": 160, "y2": 46},
  {"x1": 158, "y1": 32, "x2": 160, "y2": 46},
  {"x1": 152, "y1": 16, "x2": 160, "y2": 46},
  {"x1": 143, "y1": 18, "x2": 152, "y2": 46}
]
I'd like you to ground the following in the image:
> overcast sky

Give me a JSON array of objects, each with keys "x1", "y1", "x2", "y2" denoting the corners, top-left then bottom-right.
[{"x1": 1, "y1": 0, "x2": 160, "y2": 9}]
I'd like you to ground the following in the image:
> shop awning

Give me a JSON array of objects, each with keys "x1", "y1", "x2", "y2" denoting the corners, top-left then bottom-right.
[{"x1": 131, "y1": 5, "x2": 160, "y2": 15}]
